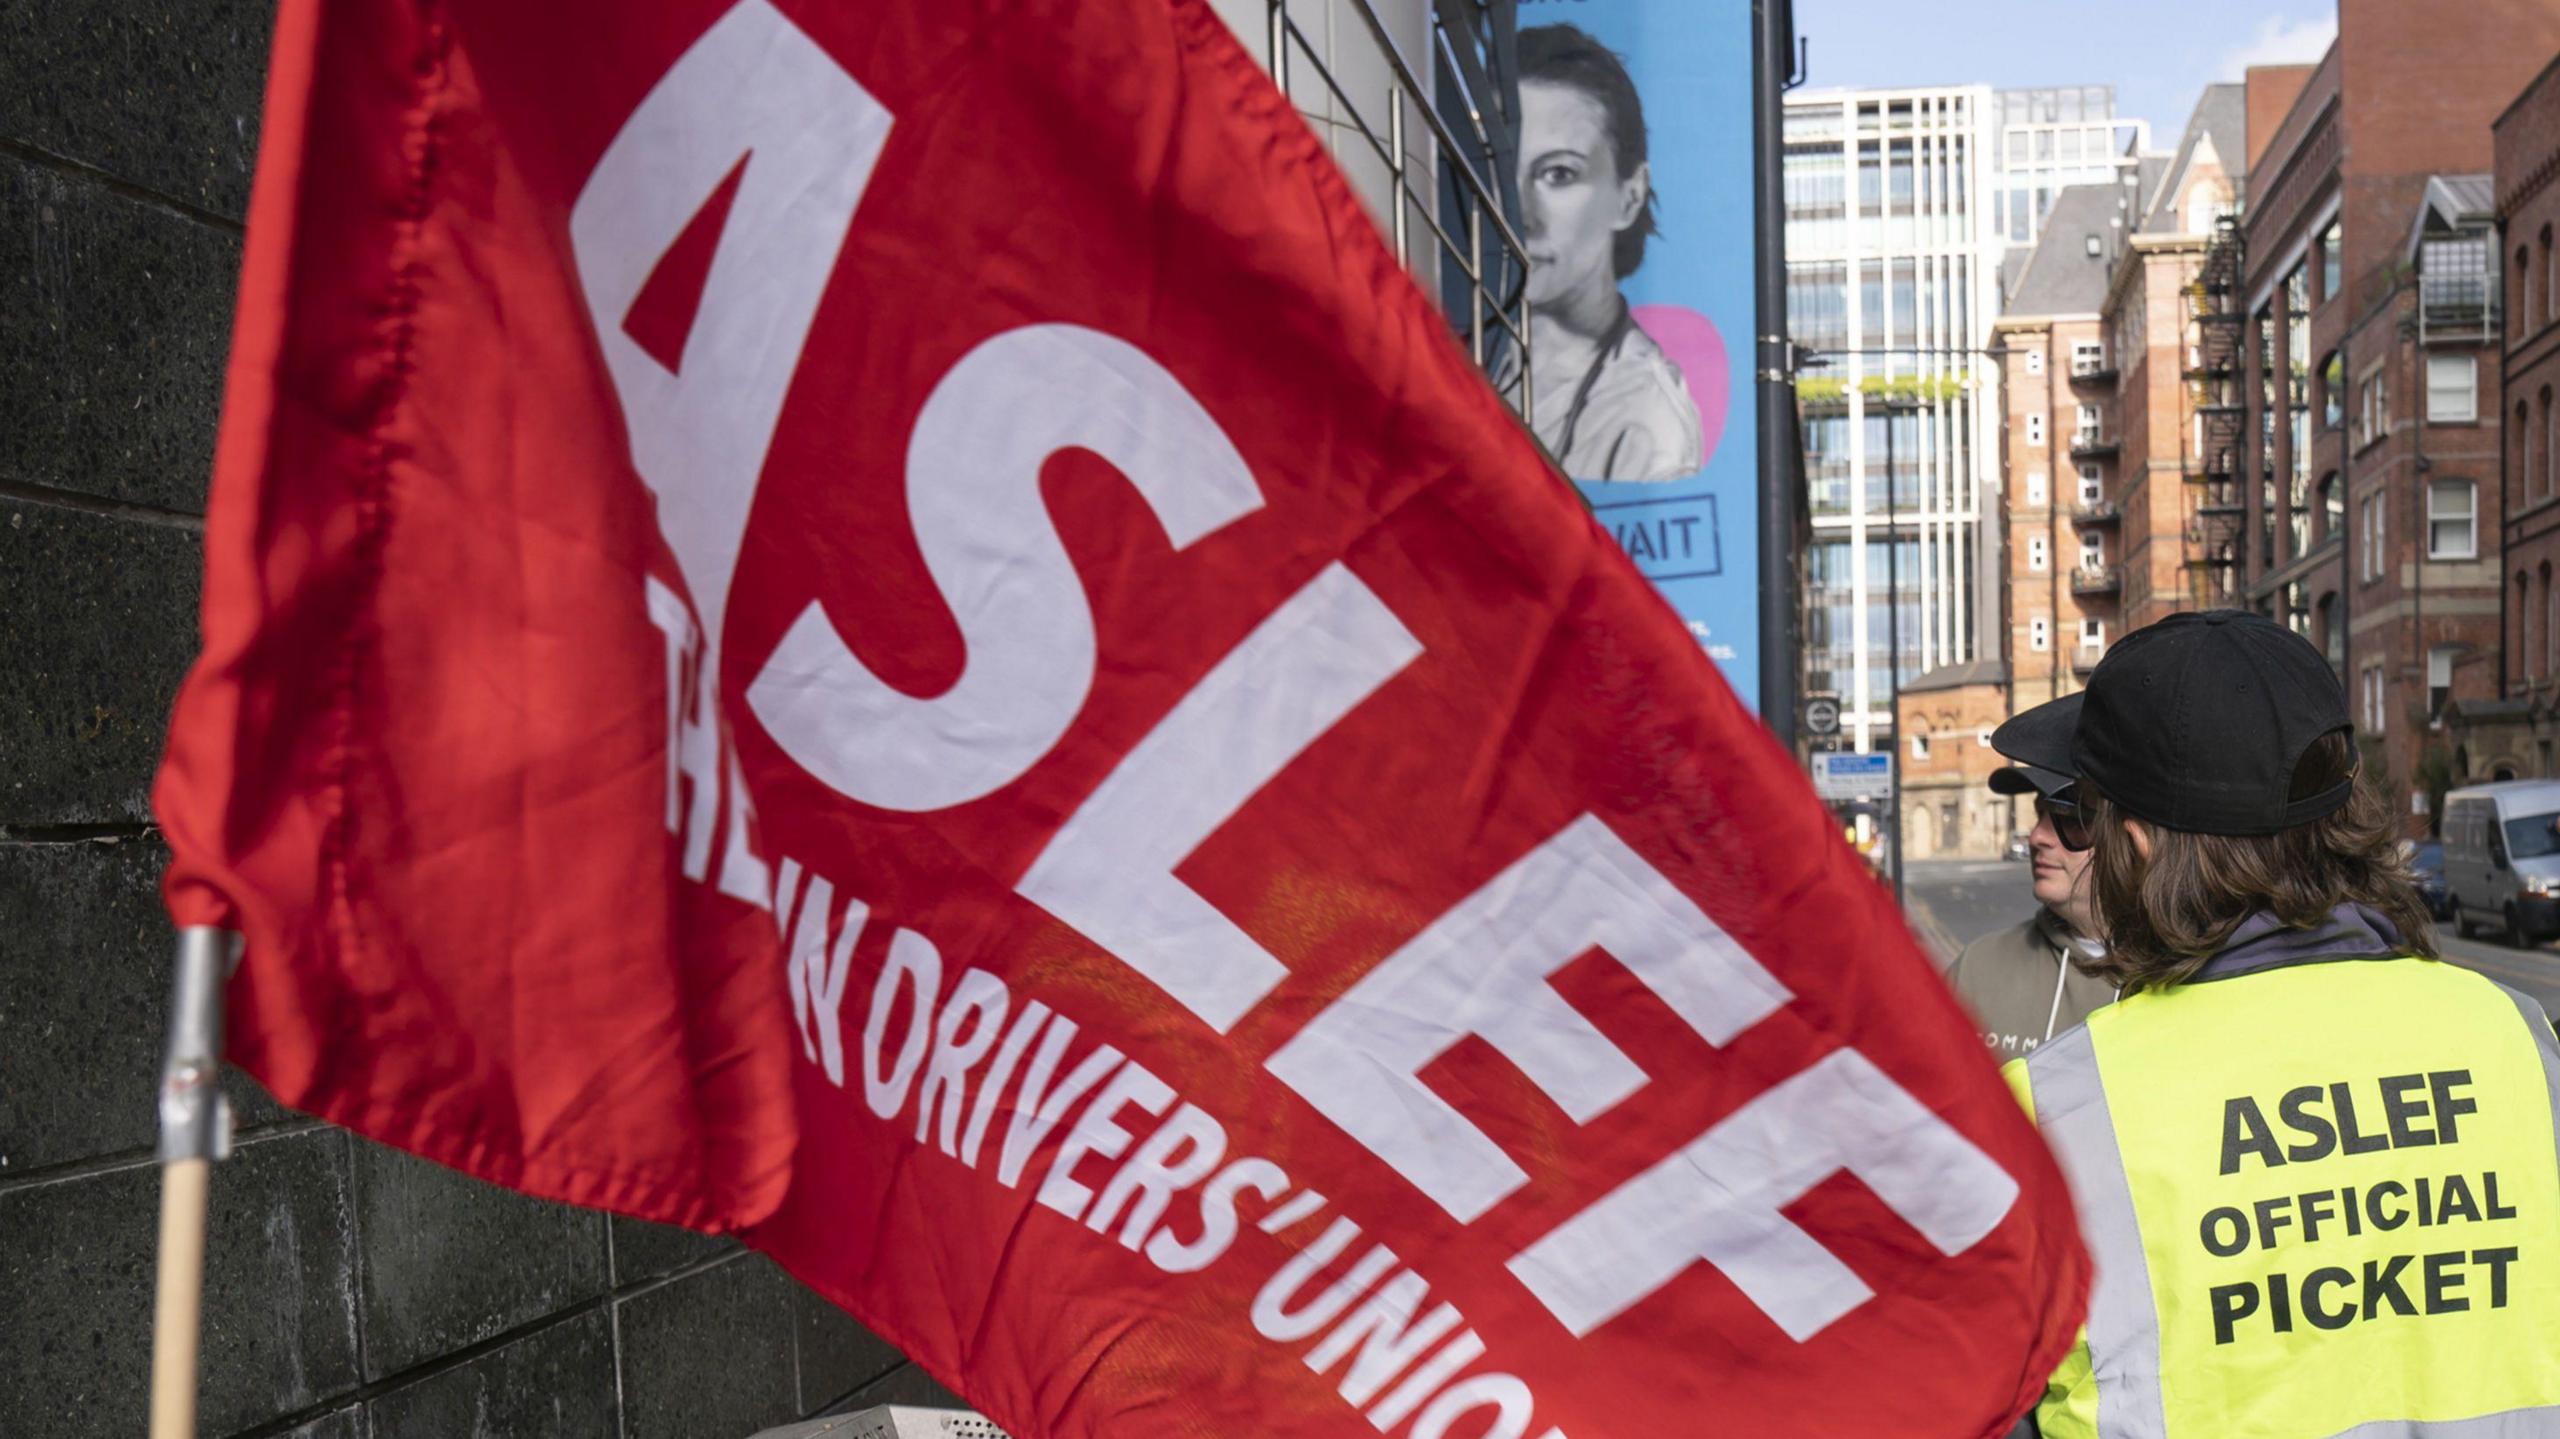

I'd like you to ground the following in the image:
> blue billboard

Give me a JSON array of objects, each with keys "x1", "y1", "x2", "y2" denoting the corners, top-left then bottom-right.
[{"x1": 1509, "y1": 1, "x2": 1759, "y2": 707}]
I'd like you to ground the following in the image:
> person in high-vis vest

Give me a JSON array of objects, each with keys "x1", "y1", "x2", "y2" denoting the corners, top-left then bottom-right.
[{"x1": 1989, "y1": 611, "x2": 2560, "y2": 1438}]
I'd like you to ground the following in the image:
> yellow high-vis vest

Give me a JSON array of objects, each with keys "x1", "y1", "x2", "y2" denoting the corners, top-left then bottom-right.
[{"x1": 2011, "y1": 953, "x2": 2560, "y2": 1438}]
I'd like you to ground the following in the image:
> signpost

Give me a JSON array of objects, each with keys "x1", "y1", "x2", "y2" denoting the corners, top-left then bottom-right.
[
  {"x1": 1811, "y1": 751, "x2": 1893, "y2": 802},
  {"x1": 1803, "y1": 694, "x2": 1841, "y2": 739}
]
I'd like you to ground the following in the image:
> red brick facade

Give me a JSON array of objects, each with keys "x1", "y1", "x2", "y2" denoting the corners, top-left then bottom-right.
[
  {"x1": 1994, "y1": 316, "x2": 2119, "y2": 705},
  {"x1": 1894, "y1": 672, "x2": 2016, "y2": 860},
  {"x1": 2231, "y1": 2, "x2": 2560, "y2": 833},
  {"x1": 2456, "y1": 57, "x2": 2560, "y2": 781}
]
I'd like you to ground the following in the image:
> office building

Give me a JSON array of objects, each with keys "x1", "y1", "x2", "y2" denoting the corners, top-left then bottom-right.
[
  {"x1": 1787, "y1": 85, "x2": 2002, "y2": 755},
  {"x1": 1991, "y1": 86, "x2": 2150, "y2": 262}
]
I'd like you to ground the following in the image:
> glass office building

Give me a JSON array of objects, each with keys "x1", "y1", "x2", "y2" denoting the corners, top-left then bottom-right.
[{"x1": 1786, "y1": 87, "x2": 2002, "y2": 749}]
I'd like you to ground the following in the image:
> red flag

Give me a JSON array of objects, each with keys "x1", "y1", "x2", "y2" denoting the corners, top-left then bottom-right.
[{"x1": 156, "y1": 1, "x2": 2088, "y2": 1435}]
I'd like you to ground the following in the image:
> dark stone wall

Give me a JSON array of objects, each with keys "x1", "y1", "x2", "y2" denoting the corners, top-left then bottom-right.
[{"x1": 0, "y1": 8, "x2": 941, "y2": 1435}]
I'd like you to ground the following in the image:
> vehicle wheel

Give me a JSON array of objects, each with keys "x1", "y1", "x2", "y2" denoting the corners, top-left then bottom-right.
[
  {"x1": 2504, "y1": 903, "x2": 2526, "y2": 947},
  {"x1": 2453, "y1": 902, "x2": 2474, "y2": 939}
]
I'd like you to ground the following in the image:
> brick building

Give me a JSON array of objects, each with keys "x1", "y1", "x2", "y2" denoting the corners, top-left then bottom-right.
[
  {"x1": 2228, "y1": 1, "x2": 2560, "y2": 833},
  {"x1": 2103, "y1": 85, "x2": 2250, "y2": 630},
  {"x1": 1893, "y1": 660, "x2": 2014, "y2": 859},
  {"x1": 2451, "y1": 55, "x2": 2560, "y2": 781},
  {"x1": 1994, "y1": 180, "x2": 2148, "y2": 709}
]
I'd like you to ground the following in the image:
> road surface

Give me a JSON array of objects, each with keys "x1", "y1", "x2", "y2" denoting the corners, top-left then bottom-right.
[{"x1": 1904, "y1": 858, "x2": 2560, "y2": 1019}]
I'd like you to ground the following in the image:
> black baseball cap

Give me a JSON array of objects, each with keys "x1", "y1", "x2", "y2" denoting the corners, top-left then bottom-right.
[
  {"x1": 1989, "y1": 761, "x2": 2075, "y2": 800},
  {"x1": 2070, "y1": 610, "x2": 2354, "y2": 835},
  {"x1": 1990, "y1": 691, "x2": 2083, "y2": 800}
]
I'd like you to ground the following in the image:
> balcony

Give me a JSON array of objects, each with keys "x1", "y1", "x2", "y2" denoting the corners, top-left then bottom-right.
[
  {"x1": 2069, "y1": 432, "x2": 2120, "y2": 460},
  {"x1": 2070, "y1": 563, "x2": 2122, "y2": 596},
  {"x1": 2075, "y1": 499, "x2": 2121, "y2": 525},
  {"x1": 2418, "y1": 234, "x2": 2499, "y2": 346},
  {"x1": 2068, "y1": 363, "x2": 2119, "y2": 388}
]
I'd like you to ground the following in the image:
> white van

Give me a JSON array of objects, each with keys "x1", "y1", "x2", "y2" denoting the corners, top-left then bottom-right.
[{"x1": 2440, "y1": 779, "x2": 2560, "y2": 944}]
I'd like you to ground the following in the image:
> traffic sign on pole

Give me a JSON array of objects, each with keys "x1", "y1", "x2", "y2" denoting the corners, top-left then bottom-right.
[{"x1": 1811, "y1": 751, "x2": 1893, "y2": 802}]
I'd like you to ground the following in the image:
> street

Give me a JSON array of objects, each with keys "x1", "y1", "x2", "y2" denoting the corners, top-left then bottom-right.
[{"x1": 1905, "y1": 859, "x2": 2560, "y2": 1020}]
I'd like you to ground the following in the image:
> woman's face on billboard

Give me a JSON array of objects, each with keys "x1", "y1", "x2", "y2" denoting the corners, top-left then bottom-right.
[{"x1": 1519, "y1": 79, "x2": 1645, "y2": 316}]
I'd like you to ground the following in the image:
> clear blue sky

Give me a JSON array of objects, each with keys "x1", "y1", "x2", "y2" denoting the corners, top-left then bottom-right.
[{"x1": 1790, "y1": 0, "x2": 2337, "y2": 146}]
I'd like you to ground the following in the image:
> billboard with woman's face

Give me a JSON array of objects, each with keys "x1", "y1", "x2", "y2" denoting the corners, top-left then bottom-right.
[{"x1": 1510, "y1": 5, "x2": 1757, "y2": 705}]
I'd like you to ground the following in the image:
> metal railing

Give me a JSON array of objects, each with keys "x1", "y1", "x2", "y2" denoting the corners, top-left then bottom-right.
[
  {"x1": 2419, "y1": 232, "x2": 2499, "y2": 346},
  {"x1": 2070, "y1": 563, "x2": 2121, "y2": 595},
  {"x1": 1263, "y1": 0, "x2": 1533, "y2": 423}
]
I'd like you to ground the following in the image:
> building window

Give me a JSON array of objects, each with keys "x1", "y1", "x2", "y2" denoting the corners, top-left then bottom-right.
[
  {"x1": 2080, "y1": 618, "x2": 2106, "y2": 653},
  {"x1": 2426, "y1": 355, "x2": 2476, "y2": 423},
  {"x1": 1977, "y1": 729, "x2": 1992, "y2": 747},
  {"x1": 2523, "y1": 573, "x2": 2537, "y2": 681},
  {"x1": 2071, "y1": 341, "x2": 2105, "y2": 375},
  {"x1": 2027, "y1": 470, "x2": 2048, "y2": 506},
  {"x1": 2539, "y1": 386, "x2": 2560, "y2": 504},
  {"x1": 2074, "y1": 404, "x2": 2100, "y2": 444},
  {"x1": 2521, "y1": 246, "x2": 2535, "y2": 341},
  {"x1": 2363, "y1": 663, "x2": 2387, "y2": 735},
  {"x1": 2539, "y1": 224, "x2": 2560, "y2": 327},
  {"x1": 2027, "y1": 413, "x2": 2046, "y2": 447},
  {"x1": 1911, "y1": 731, "x2": 1931, "y2": 760},
  {"x1": 2545, "y1": 386, "x2": 2557, "y2": 500},
  {"x1": 2030, "y1": 615, "x2": 2051, "y2": 652},
  {"x1": 2028, "y1": 534, "x2": 2049, "y2": 571},
  {"x1": 2077, "y1": 464, "x2": 2102, "y2": 505},
  {"x1": 2079, "y1": 531, "x2": 2103, "y2": 570},
  {"x1": 2358, "y1": 370, "x2": 2389, "y2": 448},
  {"x1": 2430, "y1": 646, "x2": 2458, "y2": 715},
  {"x1": 2025, "y1": 348, "x2": 2044, "y2": 375},
  {"x1": 2319, "y1": 220, "x2": 2342, "y2": 302},
  {"x1": 2362, "y1": 492, "x2": 2385, "y2": 580},
  {"x1": 2322, "y1": 351, "x2": 2344, "y2": 429},
  {"x1": 2523, "y1": 400, "x2": 2540, "y2": 502},
  {"x1": 2427, "y1": 480, "x2": 2477, "y2": 560}
]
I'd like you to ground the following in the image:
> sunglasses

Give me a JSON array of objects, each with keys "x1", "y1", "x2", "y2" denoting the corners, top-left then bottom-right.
[{"x1": 2037, "y1": 794, "x2": 2094, "y2": 853}]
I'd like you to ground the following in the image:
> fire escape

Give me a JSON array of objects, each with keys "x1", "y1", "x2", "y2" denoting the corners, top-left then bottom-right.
[{"x1": 2184, "y1": 214, "x2": 2246, "y2": 609}]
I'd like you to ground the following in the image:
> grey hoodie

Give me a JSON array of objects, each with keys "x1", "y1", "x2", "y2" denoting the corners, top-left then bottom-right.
[{"x1": 1943, "y1": 907, "x2": 2117, "y2": 1059}]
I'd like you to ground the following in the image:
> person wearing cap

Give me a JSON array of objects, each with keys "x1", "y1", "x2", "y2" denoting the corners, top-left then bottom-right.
[
  {"x1": 2003, "y1": 611, "x2": 2560, "y2": 1438},
  {"x1": 1942, "y1": 733, "x2": 2114, "y2": 1059}
]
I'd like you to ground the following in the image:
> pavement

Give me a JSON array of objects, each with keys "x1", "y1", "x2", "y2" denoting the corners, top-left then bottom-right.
[{"x1": 1904, "y1": 858, "x2": 2560, "y2": 1019}]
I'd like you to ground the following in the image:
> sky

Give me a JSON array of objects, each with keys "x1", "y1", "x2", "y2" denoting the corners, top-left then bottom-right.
[{"x1": 1789, "y1": 0, "x2": 2338, "y2": 147}]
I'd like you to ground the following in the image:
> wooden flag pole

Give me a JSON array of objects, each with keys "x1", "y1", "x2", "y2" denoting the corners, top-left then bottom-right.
[{"x1": 150, "y1": 927, "x2": 238, "y2": 1439}]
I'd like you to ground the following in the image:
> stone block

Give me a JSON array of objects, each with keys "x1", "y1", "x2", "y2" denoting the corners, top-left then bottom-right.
[
  {"x1": 0, "y1": 0, "x2": 270, "y2": 217},
  {"x1": 0, "y1": 838, "x2": 283, "y2": 1177},
  {"x1": 0, "y1": 499, "x2": 201, "y2": 826},
  {"x1": 616, "y1": 1252, "x2": 798, "y2": 1439},
  {"x1": 790, "y1": 1277, "x2": 905, "y2": 1413},
  {"x1": 0, "y1": 154, "x2": 239, "y2": 512},
  {"x1": 0, "y1": 1127, "x2": 358, "y2": 1437},
  {"x1": 353, "y1": 1139, "x2": 609, "y2": 1380},
  {"x1": 367, "y1": 1309, "x2": 615, "y2": 1439},
  {"x1": 610, "y1": 1212, "x2": 737, "y2": 1286}
]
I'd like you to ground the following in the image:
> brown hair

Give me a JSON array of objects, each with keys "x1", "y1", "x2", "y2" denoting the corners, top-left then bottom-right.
[{"x1": 2084, "y1": 731, "x2": 2438, "y2": 991}]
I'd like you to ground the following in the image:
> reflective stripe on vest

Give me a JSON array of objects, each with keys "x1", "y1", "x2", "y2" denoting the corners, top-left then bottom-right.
[{"x1": 2025, "y1": 957, "x2": 2560, "y2": 1439}]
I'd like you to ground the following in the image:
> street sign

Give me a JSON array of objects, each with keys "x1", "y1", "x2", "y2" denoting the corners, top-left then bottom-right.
[
  {"x1": 1812, "y1": 751, "x2": 1894, "y2": 802},
  {"x1": 1803, "y1": 695, "x2": 1841, "y2": 737}
]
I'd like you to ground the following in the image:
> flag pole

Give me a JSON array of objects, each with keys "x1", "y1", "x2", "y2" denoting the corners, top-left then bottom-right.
[{"x1": 151, "y1": 926, "x2": 238, "y2": 1439}]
